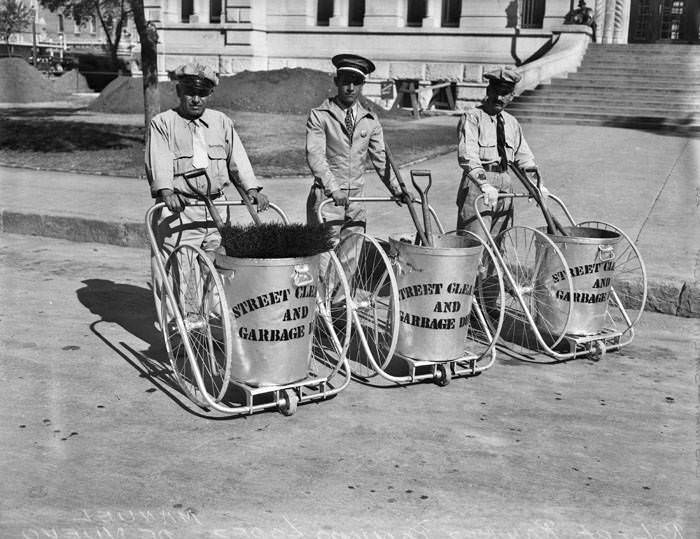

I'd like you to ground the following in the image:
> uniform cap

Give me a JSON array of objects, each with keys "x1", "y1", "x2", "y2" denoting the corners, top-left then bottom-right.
[
  {"x1": 332, "y1": 54, "x2": 376, "y2": 79},
  {"x1": 483, "y1": 67, "x2": 522, "y2": 90},
  {"x1": 173, "y1": 62, "x2": 219, "y2": 87}
]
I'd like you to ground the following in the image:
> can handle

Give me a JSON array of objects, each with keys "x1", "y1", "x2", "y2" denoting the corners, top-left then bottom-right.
[
  {"x1": 598, "y1": 245, "x2": 616, "y2": 261},
  {"x1": 292, "y1": 264, "x2": 314, "y2": 287}
]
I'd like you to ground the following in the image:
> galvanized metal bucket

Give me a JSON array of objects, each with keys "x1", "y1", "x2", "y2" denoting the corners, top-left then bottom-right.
[
  {"x1": 214, "y1": 252, "x2": 320, "y2": 387},
  {"x1": 389, "y1": 234, "x2": 482, "y2": 362},
  {"x1": 534, "y1": 226, "x2": 621, "y2": 336}
]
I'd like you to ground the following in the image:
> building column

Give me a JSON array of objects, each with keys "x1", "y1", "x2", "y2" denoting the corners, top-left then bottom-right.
[
  {"x1": 189, "y1": 0, "x2": 210, "y2": 23},
  {"x1": 423, "y1": 0, "x2": 441, "y2": 27},
  {"x1": 330, "y1": 0, "x2": 348, "y2": 26}
]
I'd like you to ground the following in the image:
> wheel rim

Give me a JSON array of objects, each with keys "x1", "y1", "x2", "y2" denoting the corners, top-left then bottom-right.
[
  {"x1": 310, "y1": 250, "x2": 352, "y2": 382},
  {"x1": 163, "y1": 244, "x2": 232, "y2": 406},
  {"x1": 484, "y1": 226, "x2": 573, "y2": 354},
  {"x1": 577, "y1": 221, "x2": 647, "y2": 335},
  {"x1": 336, "y1": 233, "x2": 399, "y2": 379}
]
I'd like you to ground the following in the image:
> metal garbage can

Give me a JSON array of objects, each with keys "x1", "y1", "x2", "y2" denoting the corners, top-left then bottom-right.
[
  {"x1": 534, "y1": 226, "x2": 621, "y2": 336},
  {"x1": 214, "y1": 252, "x2": 320, "y2": 387},
  {"x1": 389, "y1": 234, "x2": 483, "y2": 362}
]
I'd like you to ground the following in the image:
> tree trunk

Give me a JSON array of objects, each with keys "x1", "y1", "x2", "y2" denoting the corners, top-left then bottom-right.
[{"x1": 131, "y1": 0, "x2": 160, "y2": 127}]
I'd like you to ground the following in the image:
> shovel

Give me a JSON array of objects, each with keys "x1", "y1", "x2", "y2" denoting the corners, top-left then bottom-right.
[
  {"x1": 410, "y1": 169, "x2": 434, "y2": 247},
  {"x1": 384, "y1": 145, "x2": 430, "y2": 247},
  {"x1": 183, "y1": 169, "x2": 263, "y2": 228},
  {"x1": 182, "y1": 169, "x2": 227, "y2": 232}
]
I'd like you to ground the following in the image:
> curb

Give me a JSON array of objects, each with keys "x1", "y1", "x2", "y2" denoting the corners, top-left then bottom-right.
[{"x1": 2, "y1": 209, "x2": 697, "y2": 319}]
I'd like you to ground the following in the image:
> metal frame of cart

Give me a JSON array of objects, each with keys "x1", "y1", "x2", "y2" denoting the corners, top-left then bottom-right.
[{"x1": 146, "y1": 200, "x2": 353, "y2": 416}]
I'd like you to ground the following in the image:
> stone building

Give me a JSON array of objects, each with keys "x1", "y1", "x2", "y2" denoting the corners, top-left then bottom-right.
[{"x1": 11, "y1": 0, "x2": 699, "y2": 106}]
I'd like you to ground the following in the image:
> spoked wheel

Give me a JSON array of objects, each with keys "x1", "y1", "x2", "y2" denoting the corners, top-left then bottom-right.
[
  {"x1": 335, "y1": 232, "x2": 399, "y2": 380},
  {"x1": 577, "y1": 220, "x2": 647, "y2": 341},
  {"x1": 162, "y1": 244, "x2": 232, "y2": 408},
  {"x1": 441, "y1": 230, "x2": 506, "y2": 364},
  {"x1": 480, "y1": 225, "x2": 573, "y2": 355},
  {"x1": 310, "y1": 250, "x2": 352, "y2": 382},
  {"x1": 455, "y1": 231, "x2": 506, "y2": 364}
]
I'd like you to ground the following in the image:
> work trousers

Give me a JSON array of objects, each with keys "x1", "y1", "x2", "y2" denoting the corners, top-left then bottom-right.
[
  {"x1": 150, "y1": 201, "x2": 229, "y2": 330},
  {"x1": 456, "y1": 170, "x2": 514, "y2": 242},
  {"x1": 306, "y1": 184, "x2": 366, "y2": 297}
]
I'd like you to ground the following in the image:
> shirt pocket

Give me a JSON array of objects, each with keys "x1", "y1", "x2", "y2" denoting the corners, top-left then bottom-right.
[
  {"x1": 172, "y1": 146, "x2": 194, "y2": 177},
  {"x1": 207, "y1": 144, "x2": 227, "y2": 161}
]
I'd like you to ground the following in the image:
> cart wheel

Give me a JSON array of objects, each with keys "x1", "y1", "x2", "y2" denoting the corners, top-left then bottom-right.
[
  {"x1": 435, "y1": 364, "x2": 451, "y2": 387},
  {"x1": 162, "y1": 244, "x2": 232, "y2": 408},
  {"x1": 311, "y1": 250, "x2": 352, "y2": 382},
  {"x1": 481, "y1": 225, "x2": 573, "y2": 354},
  {"x1": 590, "y1": 340, "x2": 606, "y2": 360},
  {"x1": 576, "y1": 221, "x2": 647, "y2": 340},
  {"x1": 444, "y1": 231, "x2": 506, "y2": 363},
  {"x1": 336, "y1": 232, "x2": 399, "y2": 380},
  {"x1": 278, "y1": 389, "x2": 299, "y2": 416}
]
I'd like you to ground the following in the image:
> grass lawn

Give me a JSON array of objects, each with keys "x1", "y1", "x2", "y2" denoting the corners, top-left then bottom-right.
[{"x1": 0, "y1": 108, "x2": 458, "y2": 178}]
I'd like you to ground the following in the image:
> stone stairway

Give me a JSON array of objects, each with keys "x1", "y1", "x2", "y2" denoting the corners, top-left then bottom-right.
[{"x1": 509, "y1": 43, "x2": 700, "y2": 133}]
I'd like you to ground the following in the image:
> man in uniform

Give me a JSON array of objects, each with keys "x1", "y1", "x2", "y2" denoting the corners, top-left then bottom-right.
[
  {"x1": 146, "y1": 62, "x2": 269, "y2": 324},
  {"x1": 455, "y1": 67, "x2": 548, "y2": 240},
  {"x1": 305, "y1": 53, "x2": 409, "y2": 274}
]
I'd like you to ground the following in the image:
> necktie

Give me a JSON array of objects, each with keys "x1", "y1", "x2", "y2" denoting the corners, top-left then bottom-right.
[
  {"x1": 192, "y1": 121, "x2": 209, "y2": 169},
  {"x1": 345, "y1": 108, "x2": 354, "y2": 142},
  {"x1": 496, "y1": 113, "x2": 508, "y2": 171}
]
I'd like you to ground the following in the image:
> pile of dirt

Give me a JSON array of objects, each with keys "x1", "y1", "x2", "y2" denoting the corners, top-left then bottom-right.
[
  {"x1": 52, "y1": 69, "x2": 91, "y2": 94},
  {"x1": 207, "y1": 68, "x2": 336, "y2": 114},
  {"x1": 88, "y1": 76, "x2": 178, "y2": 113},
  {"x1": 0, "y1": 58, "x2": 65, "y2": 103},
  {"x1": 87, "y1": 67, "x2": 404, "y2": 117}
]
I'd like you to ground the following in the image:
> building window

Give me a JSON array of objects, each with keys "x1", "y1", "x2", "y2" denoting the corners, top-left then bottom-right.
[
  {"x1": 406, "y1": 0, "x2": 426, "y2": 27},
  {"x1": 181, "y1": 0, "x2": 194, "y2": 23},
  {"x1": 348, "y1": 0, "x2": 365, "y2": 26},
  {"x1": 58, "y1": 14, "x2": 64, "y2": 33},
  {"x1": 317, "y1": 0, "x2": 333, "y2": 26},
  {"x1": 520, "y1": 0, "x2": 545, "y2": 28},
  {"x1": 210, "y1": 0, "x2": 222, "y2": 23},
  {"x1": 89, "y1": 16, "x2": 96, "y2": 34},
  {"x1": 441, "y1": 0, "x2": 461, "y2": 27}
]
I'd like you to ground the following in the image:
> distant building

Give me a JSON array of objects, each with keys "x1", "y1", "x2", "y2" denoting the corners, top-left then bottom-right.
[{"x1": 8, "y1": 0, "x2": 698, "y2": 106}]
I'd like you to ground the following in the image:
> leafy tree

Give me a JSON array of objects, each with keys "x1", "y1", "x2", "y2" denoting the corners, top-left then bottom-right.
[
  {"x1": 0, "y1": 0, "x2": 32, "y2": 56},
  {"x1": 37, "y1": 0, "x2": 159, "y2": 125},
  {"x1": 40, "y1": 0, "x2": 129, "y2": 69}
]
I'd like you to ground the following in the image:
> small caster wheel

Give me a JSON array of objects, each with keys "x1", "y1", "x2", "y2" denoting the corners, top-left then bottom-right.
[
  {"x1": 279, "y1": 389, "x2": 299, "y2": 416},
  {"x1": 590, "y1": 340, "x2": 606, "y2": 361},
  {"x1": 435, "y1": 364, "x2": 451, "y2": 387}
]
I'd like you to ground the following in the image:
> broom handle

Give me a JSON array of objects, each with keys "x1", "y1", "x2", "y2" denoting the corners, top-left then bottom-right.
[
  {"x1": 508, "y1": 163, "x2": 568, "y2": 236},
  {"x1": 182, "y1": 169, "x2": 227, "y2": 233},
  {"x1": 230, "y1": 179, "x2": 263, "y2": 226},
  {"x1": 384, "y1": 145, "x2": 430, "y2": 246}
]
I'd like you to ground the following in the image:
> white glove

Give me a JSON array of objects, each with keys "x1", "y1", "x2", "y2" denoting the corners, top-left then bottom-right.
[{"x1": 480, "y1": 184, "x2": 499, "y2": 207}]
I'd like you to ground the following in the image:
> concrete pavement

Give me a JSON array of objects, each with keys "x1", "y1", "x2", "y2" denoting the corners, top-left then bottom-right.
[{"x1": 0, "y1": 121, "x2": 698, "y2": 317}]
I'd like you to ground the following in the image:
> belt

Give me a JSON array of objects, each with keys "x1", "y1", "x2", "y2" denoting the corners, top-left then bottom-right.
[
  {"x1": 176, "y1": 189, "x2": 224, "y2": 200},
  {"x1": 482, "y1": 163, "x2": 507, "y2": 173}
]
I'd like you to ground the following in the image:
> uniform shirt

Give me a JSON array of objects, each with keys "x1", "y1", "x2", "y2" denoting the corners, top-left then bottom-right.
[
  {"x1": 457, "y1": 106, "x2": 536, "y2": 182},
  {"x1": 306, "y1": 98, "x2": 400, "y2": 196},
  {"x1": 145, "y1": 108, "x2": 261, "y2": 198}
]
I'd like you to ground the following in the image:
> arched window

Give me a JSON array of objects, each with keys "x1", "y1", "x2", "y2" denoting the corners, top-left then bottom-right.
[
  {"x1": 407, "y1": 0, "x2": 427, "y2": 27},
  {"x1": 317, "y1": 0, "x2": 333, "y2": 26},
  {"x1": 348, "y1": 0, "x2": 365, "y2": 26}
]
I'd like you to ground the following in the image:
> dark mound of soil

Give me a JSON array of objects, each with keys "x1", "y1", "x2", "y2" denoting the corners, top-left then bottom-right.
[
  {"x1": 52, "y1": 69, "x2": 92, "y2": 94},
  {"x1": 88, "y1": 76, "x2": 178, "y2": 113},
  {"x1": 87, "y1": 67, "x2": 402, "y2": 117},
  {"x1": 208, "y1": 68, "x2": 336, "y2": 114},
  {"x1": 0, "y1": 58, "x2": 65, "y2": 103}
]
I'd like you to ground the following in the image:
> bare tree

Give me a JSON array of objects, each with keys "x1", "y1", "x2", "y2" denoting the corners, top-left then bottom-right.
[{"x1": 0, "y1": 0, "x2": 32, "y2": 56}]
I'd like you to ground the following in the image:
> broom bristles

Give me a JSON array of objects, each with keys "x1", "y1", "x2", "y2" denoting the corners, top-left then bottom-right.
[{"x1": 220, "y1": 222, "x2": 335, "y2": 258}]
